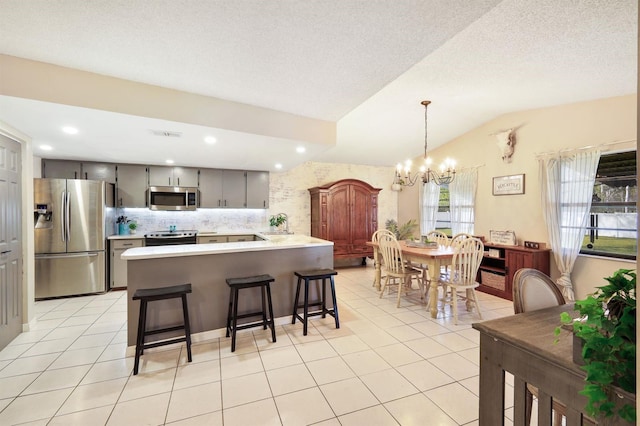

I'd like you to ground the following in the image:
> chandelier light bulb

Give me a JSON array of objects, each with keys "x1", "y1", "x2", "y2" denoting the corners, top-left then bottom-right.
[{"x1": 391, "y1": 100, "x2": 457, "y2": 189}]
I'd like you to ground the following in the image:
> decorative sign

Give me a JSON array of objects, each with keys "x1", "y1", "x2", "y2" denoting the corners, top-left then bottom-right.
[
  {"x1": 493, "y1": 174, "x2": 525, "y2": 196},
  {"x1": 489, "y1": 230, "x2": 517, "y2": 246}
]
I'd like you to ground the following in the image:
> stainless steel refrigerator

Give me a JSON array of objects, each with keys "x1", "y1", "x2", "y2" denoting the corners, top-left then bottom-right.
[{"x1": 34, "y1": 178, "x2": 115, "y2": 299}]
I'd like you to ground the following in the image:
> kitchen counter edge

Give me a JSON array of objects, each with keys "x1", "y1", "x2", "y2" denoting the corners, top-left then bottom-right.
[{"x1": 121, "y1": 234, "x2": 333, "y2": 260}]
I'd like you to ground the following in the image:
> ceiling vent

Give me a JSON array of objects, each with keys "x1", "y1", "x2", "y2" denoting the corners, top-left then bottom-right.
[{"x1": 149, "y1": 129, "x2": 182, "y2": 138}]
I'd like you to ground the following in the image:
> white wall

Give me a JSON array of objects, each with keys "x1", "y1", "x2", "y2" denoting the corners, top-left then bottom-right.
[{"x1": 398, "y1": 94, "x2": 637, "y2": 297}]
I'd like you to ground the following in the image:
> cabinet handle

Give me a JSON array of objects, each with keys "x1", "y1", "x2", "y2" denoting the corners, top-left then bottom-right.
[
  {"x1": 85, "y1": 172, "x2": 88, "y2": 179},
  {"x1": 0, "y1": 250, "x2": 11, "y2": 254},
  {"x1": 168, "y1": 177, "x2": 171, "y2": 185},
  {"x1": 177, "y1": 177, "x2": 180, "y2": 186},
  {"x1": 122, "y1": 243, "x2": 134, "y2": 247},
  {"x1": 74, "y1": 171, "x2": 77, "y2": 179}
]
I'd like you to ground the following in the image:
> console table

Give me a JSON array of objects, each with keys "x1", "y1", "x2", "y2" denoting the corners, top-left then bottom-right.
[{"x1": 473, "y1": 304, "x2": 635, "y2": 425}]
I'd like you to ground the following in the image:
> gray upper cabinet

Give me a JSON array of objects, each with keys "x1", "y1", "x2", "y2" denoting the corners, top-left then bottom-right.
[
  {"x1": 246, "y1": 171, "x2": 269, "y2": 208},
  {"x1": 82, "y1": 162, "x2": 116, "y2": 183},
  {"x1": 172, "y1": 167, "x2": 199, "y2": 187},
  {"x1": 41, "y1": 158, "x2": 268, "y2": 209},
  {"x1": 222, "y1": 170, "x2": 247, "y2": 208},
  {"x1": 42, "y1": 159, "x2": 116, "y2": 182},
  {"x1": 198, "y1": 168, "x2": 223, "y2": 208},
  {"x1": 42, "y1": 159, "x2": 82, "y2": 179},
  {"x1": 148, "y1": 166, "x2": 199, "y2": 187},
  {"x1": 116, "y1": 164, "x2": 148, "y2": 207}
]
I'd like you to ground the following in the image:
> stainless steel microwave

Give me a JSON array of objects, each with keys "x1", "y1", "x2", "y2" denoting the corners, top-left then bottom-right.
[{"x1": 146, "y1": 186, "x2": 199, "y2": 211}]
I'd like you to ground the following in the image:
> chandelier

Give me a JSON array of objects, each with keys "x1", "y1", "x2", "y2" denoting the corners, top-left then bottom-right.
[{"x1": 391, "y1": 100, "x2": 456, "y2": 190}]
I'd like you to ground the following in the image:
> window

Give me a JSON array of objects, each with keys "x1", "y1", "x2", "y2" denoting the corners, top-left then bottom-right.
[
  {"x1": 436, "y1": 184, "x2": 451, "y2": 236},
  {"x1": 581, "y1": 151, "x2": 637, "y2": 260}
]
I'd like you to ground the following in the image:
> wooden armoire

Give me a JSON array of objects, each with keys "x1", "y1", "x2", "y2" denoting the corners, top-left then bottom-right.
[{"x1": 308, "y1": 179, "x2": 382, "y2": 263}]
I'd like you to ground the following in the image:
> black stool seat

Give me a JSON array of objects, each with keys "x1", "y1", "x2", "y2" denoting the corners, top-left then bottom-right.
[
  {"x1": 132, "y1": 283, "x2": 192, "y2": 301},
  {"x1": 226, "y1": 274, "x2": 276, "y2": 352},
  {"x1": 132, "y1": 283, "x2": 192, "y2": 375},
  {"x1": 292, "y1": 269, "x2": 339, "y2": 336}
]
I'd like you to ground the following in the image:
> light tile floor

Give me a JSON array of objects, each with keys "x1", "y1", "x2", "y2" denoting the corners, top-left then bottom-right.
[{"x1": 0, "y1": 265, "x2": 521, "y2": 425}]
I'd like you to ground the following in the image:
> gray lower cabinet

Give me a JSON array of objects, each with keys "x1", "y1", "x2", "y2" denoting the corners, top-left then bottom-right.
[
  {"x1": 116, "y1": 164, "x2": 148, "y2": 207},
  {"x1": 227, "y1": 235, "x2": 260, "y2": 242},
  {"x1": 197, "y1": 235, "x2": 228, "y2": 243},
  {"x1": 110, "y1": 239, "x2": 144, "y2": 288},
  {"x1": 246, "y1": 171, "x2": 269, "y2": 208}
]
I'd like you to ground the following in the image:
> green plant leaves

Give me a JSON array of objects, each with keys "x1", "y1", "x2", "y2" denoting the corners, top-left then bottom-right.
[{"x1": 566, "y1": 268, "x2": 636, "y2": 422}]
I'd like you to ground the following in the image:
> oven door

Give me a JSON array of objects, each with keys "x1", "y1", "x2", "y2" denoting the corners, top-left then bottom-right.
[
  {"x1": 144, "y1": 235, "x2": 197, "y2": 246},
  {"x1": 147, "y1": 186, "x2": 198, "y2": 211}
]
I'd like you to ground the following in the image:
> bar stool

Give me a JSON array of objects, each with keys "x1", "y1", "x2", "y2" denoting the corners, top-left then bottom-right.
[
  {"x1": 225, "y1": 274, "x2": 276, "y2": 352},
  {"x1": 132, "y1": 283, "x2": 193, "y2": 375},
  {"x1": 292, "y1": 269, "x2": 339, "y2": 336}
]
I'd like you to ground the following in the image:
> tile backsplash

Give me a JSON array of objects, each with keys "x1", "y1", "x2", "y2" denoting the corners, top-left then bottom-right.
[{"x1": 116, "y1": 208, "x2": 268, "y2": 235}]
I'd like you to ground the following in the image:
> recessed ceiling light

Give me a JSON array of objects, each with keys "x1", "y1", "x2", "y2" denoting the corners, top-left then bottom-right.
[
  {"x1": 39, "y1": 145, "x2": 53, "y2": 151},
  {"x1": 166, "y1": 159, "x2": 175, "y2": 164},
  {"x1": 296, "y1": 146, "x2": 306, "y2": 154},
  {"x1": 204, "y1": 136, "x2": 217, "y2": 144},
  {"x1": 62, "y1": 126, "x2": 78, "y2": 135},
  {"x1": 275, "y1": 163, "x2": 283, "y2": 170}
]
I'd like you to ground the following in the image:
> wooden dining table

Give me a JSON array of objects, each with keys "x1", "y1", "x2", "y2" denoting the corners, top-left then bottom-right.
[
  {"x1": 367, "y1": 240, "x2": 455, "y2": 318},
  {"x1": 473, "y1": 304, "x2": 636, "y2": 425}
]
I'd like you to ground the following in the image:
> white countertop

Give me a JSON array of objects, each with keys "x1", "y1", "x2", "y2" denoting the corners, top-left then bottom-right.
[{"x1": 121, "y1": 234, "x2": 333, "y2": 260}]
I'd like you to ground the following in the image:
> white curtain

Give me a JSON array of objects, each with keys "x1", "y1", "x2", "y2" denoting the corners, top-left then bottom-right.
[
  {"x1": 449, "y1": 169, "x2": 478, "y2": 235},
  {"x1": 420, "y1": 181, "x2": 440, "y2": 234},
  {"x1": 539, "y1": 150, "x2": 601, "y2": 301}
]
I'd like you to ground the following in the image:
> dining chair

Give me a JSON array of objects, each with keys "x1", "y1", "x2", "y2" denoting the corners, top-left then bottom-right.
[
  {"x1": 378, "y1": 233, "x2": 423, "y2": 308},
  {"x1": 438, "y1": 237, "x2": 484, "y2": 324},
  {"x1": 512, "y1": 268, "x2": 595, "y2": 426},
  {"x1": 450, "y1": 232, "x2": 473, "y2": 248},
  {"x1": 371, "y1": 229, "x2": 396, "y2": 287},
  {"x1": 425, "y1": 230, "x2": 449, "y2": 245}
]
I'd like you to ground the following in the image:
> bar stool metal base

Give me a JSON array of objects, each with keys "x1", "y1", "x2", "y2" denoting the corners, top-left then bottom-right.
[
  {"x1": 225, "y1": 274, "x2": 276, "y2": 352},
  {"x1": 132, "y1": 283, "x2": 193, "y2": 375},
  {"x1": 292, "y1": 269, "x2": 339, "y2": 336}
]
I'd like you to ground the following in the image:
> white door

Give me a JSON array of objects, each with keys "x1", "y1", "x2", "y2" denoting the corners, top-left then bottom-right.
[{"x1": 0, "y1": 134, "x2": 22, "y2": 350}]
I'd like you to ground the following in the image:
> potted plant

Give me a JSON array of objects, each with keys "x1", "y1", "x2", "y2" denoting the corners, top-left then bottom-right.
[
  {"x1": 557, "y1": 268, "x2": 636, "y2": 423},
  {"x1": 128, "y1": 221, "x2": 138, "y2": 235},
  {"x1": 269, "y1": 213, "x2": 287, "y2": 231},
  {"x1": 385, "y1": 219, "x2": 418, "y2": 240},
  {"x1": 116, "y1": 215, "x2": 129, "y2": 235}
]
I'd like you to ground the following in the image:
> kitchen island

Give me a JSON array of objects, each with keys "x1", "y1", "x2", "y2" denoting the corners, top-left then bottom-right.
[{"x1": 122, "y1": 234, "x2": 333, "y2": 346}]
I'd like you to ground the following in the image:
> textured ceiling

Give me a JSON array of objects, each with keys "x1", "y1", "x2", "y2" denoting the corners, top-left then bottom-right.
[{"x1": 0, "y1": 0, "x2": 636, "y2": 171}]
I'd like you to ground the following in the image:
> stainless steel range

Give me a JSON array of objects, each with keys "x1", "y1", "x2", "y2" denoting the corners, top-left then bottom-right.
[{"x1": 144, "y1": 230, "x2": 198, "y2": 246}]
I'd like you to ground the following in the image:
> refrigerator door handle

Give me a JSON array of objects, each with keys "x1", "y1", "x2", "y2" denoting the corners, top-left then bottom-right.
[
  {"x1": 65, "y1": 191, "x2": 71, "y2": 242},
  {"x1": 36, "y1": 252, "x2": 100, "y2": 259},
  {"x1": 60, "y1": 191, "x2": 66, "y2": 242}
]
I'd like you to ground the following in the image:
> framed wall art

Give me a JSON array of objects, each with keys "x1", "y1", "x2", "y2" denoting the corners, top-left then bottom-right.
[{"x1": 492, "y1": 174, "x2": 525, "y2": 196}]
